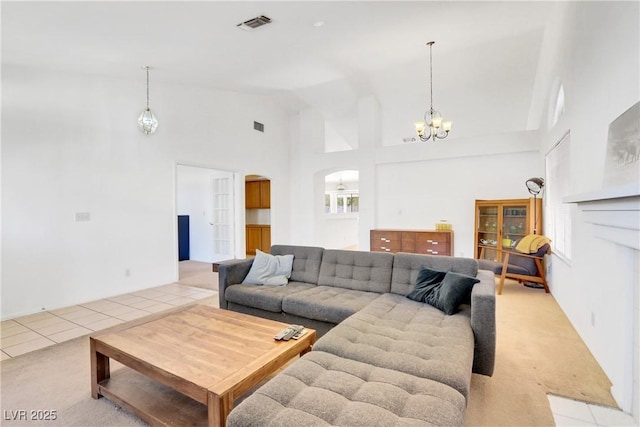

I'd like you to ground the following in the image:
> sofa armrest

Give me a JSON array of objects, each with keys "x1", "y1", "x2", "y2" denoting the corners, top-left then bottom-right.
[
  {"x1": 217, "y1": 258, "x2": 254, "y2": 309},
  {"x1": 470, "y1": 269, "x2": 496, "y2": 376}
]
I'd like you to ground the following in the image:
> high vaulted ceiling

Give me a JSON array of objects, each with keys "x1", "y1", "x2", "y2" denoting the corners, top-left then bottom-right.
[{"x1": 2, "y1": 1, "x2": 555, "y2": 145}]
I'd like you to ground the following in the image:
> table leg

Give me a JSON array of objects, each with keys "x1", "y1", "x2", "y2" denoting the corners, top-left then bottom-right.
[
  {"x1": 300, "y1": 344, "x2": 313, "y2": 356},
  {"x1": 208, "y1": 391, "x2": 233, "y2": 427},
  {"x1": 90, "y1": 337, "x2": 110, "y2": 399}
]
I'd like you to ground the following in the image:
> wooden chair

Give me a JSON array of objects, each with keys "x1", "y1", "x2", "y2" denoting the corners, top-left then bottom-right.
[{"x1": 495, "y1": 243, "x2": 551, "y2": 295}]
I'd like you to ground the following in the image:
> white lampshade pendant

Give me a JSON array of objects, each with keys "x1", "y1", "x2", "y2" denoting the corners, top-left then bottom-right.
[
  {"x1": 138, "y1": 66, "x2": 158, "y2": 135},
  {"x1": 138, "y1": 107, "x2": 158, "y2": 135}
]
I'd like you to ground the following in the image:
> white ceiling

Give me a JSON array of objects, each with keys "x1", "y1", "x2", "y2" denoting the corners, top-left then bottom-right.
[{"x1": 2, "y1": 1, "x2": 554, "y2": 118}]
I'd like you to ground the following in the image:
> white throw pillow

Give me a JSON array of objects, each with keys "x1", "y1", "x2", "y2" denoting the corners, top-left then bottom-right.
[
  {"x1": 263, "y1": 275, "x2": 289, "y2": 286},
  {"x1": 242, "y1": 250, "x2": 294, "y2": 285}
]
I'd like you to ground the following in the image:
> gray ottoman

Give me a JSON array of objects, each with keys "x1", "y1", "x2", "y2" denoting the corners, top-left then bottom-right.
[{"x1": 227, "y1": 351, "x2": 466, "y2": 427}]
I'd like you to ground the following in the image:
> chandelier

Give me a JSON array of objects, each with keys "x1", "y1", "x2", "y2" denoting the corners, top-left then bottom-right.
[
  {"x1": 414, "y1": 41, "x2": 452, "y2": 142},
  {"x1": 138, "y1": 66, "x2": 158, "y2": 135}
]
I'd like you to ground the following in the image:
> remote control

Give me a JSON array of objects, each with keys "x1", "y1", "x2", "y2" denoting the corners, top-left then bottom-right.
[
  {"x1": 274, "y1": 325, "x2": 304, "y2": 341},
  {"x1": 291, "y1": 328, "x2": 307, "y2": 340}
]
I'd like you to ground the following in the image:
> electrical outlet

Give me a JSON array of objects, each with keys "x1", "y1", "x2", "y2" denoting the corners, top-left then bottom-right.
[
  {"x1": 75, "y1": 212, "x2": 91, "y2": 222},
  {"x1": 125, "y1": 268, "x2": 131, "y2": 277},
  {"x1": 591, "y1": 312, "x2": 595, "y2": 327}
]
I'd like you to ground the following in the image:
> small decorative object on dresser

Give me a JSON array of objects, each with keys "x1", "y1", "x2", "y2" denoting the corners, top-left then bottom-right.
[{"x1": 370, "y1": 229, "x2": 453, "y2": 256}]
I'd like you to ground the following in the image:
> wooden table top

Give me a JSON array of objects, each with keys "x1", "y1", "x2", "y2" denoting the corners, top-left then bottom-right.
[{"x1": 92, "y1": 305, "x2": 316, "y2": 402}]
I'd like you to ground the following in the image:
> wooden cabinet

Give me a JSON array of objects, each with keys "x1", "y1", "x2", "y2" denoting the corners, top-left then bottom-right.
[
  {"x1": 246, "y1": 225, "x2": 271, "y2": 255},
  {"x1": 245, "y1": 179, "x2": 271, "y2": 255},
  {"x1": 474, "y1": 198, "x2": 542, "y2": 261},
  {"x1": 370, "y1": 229, "x2": 453, "y2": 256},
  {"x1": 245, "y1": 180, "x2": 270, "y2": 209}
]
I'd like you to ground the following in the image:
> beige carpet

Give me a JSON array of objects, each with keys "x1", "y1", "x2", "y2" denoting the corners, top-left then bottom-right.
[
  {"x1": 465, "y1": 279, "x2": 617, "y2": 426},
  {"x1": 0, "y1": 280, "x2": 616, "y2": 426}
]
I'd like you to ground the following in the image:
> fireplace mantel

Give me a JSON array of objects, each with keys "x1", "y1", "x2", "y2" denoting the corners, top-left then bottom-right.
[{"x1": 564, "y1": 182, "x2": 640, "y2": 250}]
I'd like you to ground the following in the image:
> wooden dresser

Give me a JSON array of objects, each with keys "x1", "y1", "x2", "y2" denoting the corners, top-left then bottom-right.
[{"x1": 370, "y1": 229, "x2": 453, "y2": 256}]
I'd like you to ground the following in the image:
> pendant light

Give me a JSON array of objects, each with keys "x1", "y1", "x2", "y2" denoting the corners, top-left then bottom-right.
[
  {"x1": 414, "y1": 41, "x2": 452, "y2": 142},
  {"x1": 138, "y1": 66, "x2": 158, "y2": 135}
]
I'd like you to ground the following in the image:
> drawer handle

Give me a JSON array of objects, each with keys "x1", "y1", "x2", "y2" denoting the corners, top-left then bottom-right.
[
  {"x1": 432, "y1": 251, "x2": 439, "y2": 254},
  {"x1": 384, "y1": 248, "x2": 391, "y2": 252},
  {"x1": 381, "y1": 246, "x2": 386, "y2": 250},
  {"x1": 380, "y1": 238, "x2": 385, "y2": 241},
  {"x1": 427, "y1": 240, "x2": 433, "y2": 243},
  {"x1": 432, "y1": 241, "x2": 439, "y2": 245}
]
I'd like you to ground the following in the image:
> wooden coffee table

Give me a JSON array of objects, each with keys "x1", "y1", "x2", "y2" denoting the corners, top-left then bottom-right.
[{"x1": 90, "y1": 304, "x2": 316, "y2": 426}]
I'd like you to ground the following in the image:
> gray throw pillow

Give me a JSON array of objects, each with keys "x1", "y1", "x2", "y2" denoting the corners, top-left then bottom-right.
[
  {"x1": 407, "y1": 267, "x2": 479, "y2": 315},
  {"x1": 406, "y1": 267, "x2": 447, "y2": 302},
  {"x1": 426, "y1": 271, "x2": 480, "y2": 315}
]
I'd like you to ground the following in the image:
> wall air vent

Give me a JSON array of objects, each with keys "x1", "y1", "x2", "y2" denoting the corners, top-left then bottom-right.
[{"x1": 237, "y1": 15, "x2": 272, "y2": 31}]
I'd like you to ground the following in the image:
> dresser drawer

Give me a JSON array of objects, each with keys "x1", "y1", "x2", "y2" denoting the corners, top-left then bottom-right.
[
  {"x1": 370, "y1": 229, "x2": 453, "y2": 256},
  {"x1": 370, "y1": 230, "x2": 401, "y2": 253},
  {"x1": 413, "y1": 232, "x2": 452, "y2": 256}
]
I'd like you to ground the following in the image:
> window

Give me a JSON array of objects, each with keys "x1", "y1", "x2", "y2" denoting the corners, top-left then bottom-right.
[
  {"x1": 324, "y1": 170, "x2": 359, "y2": 215},
  {"x1": 337, "y1": 192, "x2": 359, "y2": 213},
  {"x1": 549, "y1": 82, "x2": 565, "y2": 129},
  {"x1": 545, "y1": 132, "x2": 572, "y2": 261}
]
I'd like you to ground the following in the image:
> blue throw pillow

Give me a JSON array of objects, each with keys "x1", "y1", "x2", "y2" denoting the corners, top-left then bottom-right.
[{"x1": 406, "y1": 267, "x2": 447, "y2": 302}]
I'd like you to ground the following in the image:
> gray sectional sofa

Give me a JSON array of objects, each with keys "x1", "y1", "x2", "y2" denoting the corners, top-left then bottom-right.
[{"x1": 218, "y1": 245, "x2": 496, "y2": 426}]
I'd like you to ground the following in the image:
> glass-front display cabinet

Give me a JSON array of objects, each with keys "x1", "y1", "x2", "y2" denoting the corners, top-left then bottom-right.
[{"x1": 474, "y1": 198, "x2": 542, "y2": 261}]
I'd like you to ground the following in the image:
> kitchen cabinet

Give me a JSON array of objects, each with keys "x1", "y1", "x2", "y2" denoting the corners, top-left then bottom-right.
[
  {"x1": 245, "y1": 180, "x2": 270, "y2": 209},
  {"x1": 246, "y1": 225, "x2": 271, "y2": 255}
]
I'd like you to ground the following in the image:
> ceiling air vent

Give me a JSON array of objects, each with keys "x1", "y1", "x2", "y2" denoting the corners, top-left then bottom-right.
[{"x1": 237, "y1": 15, "x2": 272, "y2": 31}]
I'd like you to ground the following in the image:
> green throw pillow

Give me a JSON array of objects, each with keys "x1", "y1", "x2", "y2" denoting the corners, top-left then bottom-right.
[{"x1": 425, "y1": 271, "x2": 480, "y2": 315}]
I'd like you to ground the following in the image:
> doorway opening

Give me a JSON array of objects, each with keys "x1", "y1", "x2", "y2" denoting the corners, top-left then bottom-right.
[
  {"x1": 176, "y1": 165, "x2": 237, "y2": 264},
  {"x1": 322, "y1": 170, "x2": 359, "y2": 249}
]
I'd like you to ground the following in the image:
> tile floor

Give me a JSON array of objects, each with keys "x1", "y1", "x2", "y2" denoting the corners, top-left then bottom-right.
[
  {"x1": 1, "y1": 283, "x2": 217, "y2": 360},
  {"x1": 549, "y1": 394, "x2": 638, "y2": 426}
]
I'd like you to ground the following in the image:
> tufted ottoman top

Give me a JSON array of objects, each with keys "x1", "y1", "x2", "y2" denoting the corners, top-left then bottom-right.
[
  {"x1": 227, "y1": 350, "x2": 466, "y2": 427},
  {"x1": 313, "y1": 293, "x2": 475, "y2": 400}
]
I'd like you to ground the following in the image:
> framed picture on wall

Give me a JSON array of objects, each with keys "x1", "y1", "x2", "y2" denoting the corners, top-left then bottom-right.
[{"x1": 603, "y1": 101, "x2": 640, "y2": 188}]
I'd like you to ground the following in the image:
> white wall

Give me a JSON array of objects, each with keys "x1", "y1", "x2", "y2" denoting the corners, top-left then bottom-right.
[
  {"x1": 2, "y1": 66, "x2": 291, "y2": 319},
  {"x1": 290, "y1": 99, "x2": 545, "y2": 257},
  {"x1": 535, "y1": 1, "x2": 640, "y2": 415},
  {"x1": 376, "y1": 141, "x2": 542, "y2": 258}
]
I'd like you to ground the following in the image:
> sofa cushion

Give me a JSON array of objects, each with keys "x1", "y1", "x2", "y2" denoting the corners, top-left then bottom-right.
[
  {"x1": 318, "y1": 250, "x2": 393, "y2": 293},
  {"x1": 227, "y1": 351, "x2": 466, "y2": 427},
  {"x1": 271, "y1": 245, "x2": 324, "y2": 285},
  {"x1": 225, "y1": 282, "x2": 315, "y2": 313},
  {"x1": 313, "y1": 293, "x2": 474, "y2": 399},
  {"x1": 282, "y1": 286, "x2": 380, "y2": 324},
  {"x1": 390, "y1": 253, "x2": 478, "y2": 296}
]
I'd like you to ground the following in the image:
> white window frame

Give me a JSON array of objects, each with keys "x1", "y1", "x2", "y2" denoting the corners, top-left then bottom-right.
[{"x1": 545, "y1": 131, "x2": 572, "y2": 262}]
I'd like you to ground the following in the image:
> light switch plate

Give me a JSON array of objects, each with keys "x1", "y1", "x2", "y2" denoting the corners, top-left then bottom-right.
[{"x1": 75, "y1": 212, "x2": 91, "y2": 222}]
